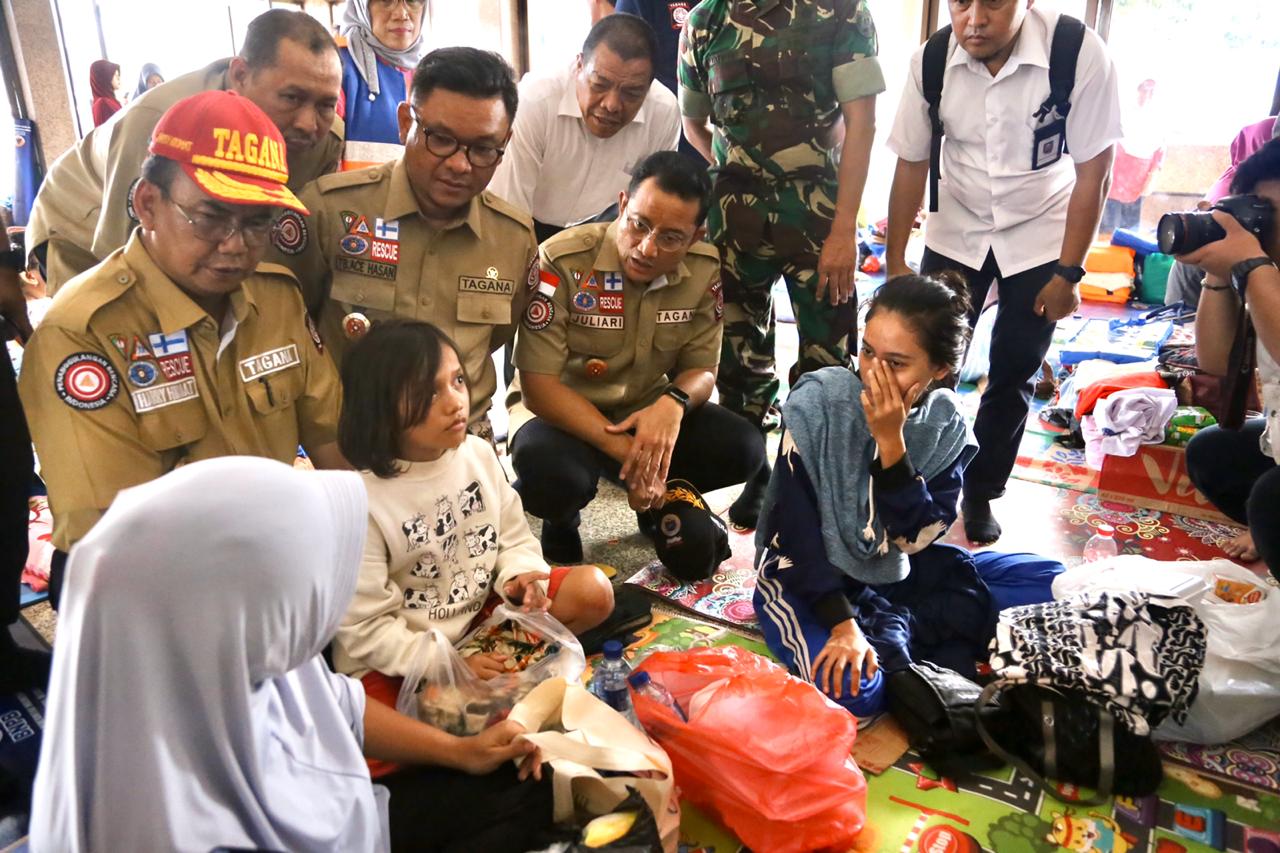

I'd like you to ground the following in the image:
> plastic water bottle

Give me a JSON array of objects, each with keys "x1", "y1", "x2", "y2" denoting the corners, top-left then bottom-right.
[
  {"x1": 1083, "y1": 523, "x2": 1120, "y2": 563},
  {"x1": 591, "y1": 641, "x2": 639, "y2": 725},
  {"x1": 628, "y1": 671, "x2": 688, "y2": 722}
]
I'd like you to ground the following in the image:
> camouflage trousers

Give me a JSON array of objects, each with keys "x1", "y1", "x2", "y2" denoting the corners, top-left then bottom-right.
[{"x1": 708, "y1": 172, "x2": 856, "y2": 426}]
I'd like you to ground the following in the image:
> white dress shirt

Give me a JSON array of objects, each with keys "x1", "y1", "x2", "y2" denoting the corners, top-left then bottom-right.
[
  {"x1": 888, "y1": 7, "x2": 1122, "y2": 276},
  {"x1": 489, "y1": 64, "x2": 681, "y2": 227}
]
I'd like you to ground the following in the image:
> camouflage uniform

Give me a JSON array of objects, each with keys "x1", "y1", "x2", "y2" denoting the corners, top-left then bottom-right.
[{"x1": 678, "y1": 0, "x2": 884, "y2": 424}]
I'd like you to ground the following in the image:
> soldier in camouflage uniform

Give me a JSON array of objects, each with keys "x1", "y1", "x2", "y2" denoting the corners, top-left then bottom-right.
[{"x1": 678, "y1": 0, "x2": 885, "y2": 439}]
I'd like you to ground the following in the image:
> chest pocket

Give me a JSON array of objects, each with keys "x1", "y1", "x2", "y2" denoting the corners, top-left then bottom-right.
[
  {"x1": 331, "y1": 274, "x2": 397, "y2": 314},
  {"x1": 567, "y1": 321, "x2": 626, "y2": 359},
  {"x1": 456, "y1": 293, "x2": 513, "y2": 326},
  {"x1": 137, "y1": 395, "x2": 210, "y2": 454},
  {"x1": 244, "y1": 360, "x2": 306, "y2": 418}
]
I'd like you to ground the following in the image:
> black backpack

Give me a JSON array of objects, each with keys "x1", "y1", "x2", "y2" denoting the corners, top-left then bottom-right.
[{"x1": 922, "y1": 16, "x2": 1087, "y2": 212}]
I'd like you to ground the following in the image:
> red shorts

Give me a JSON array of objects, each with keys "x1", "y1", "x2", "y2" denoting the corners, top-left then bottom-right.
[{"x1": 361, "y1": 566, "x2": 571, "y2": 778}]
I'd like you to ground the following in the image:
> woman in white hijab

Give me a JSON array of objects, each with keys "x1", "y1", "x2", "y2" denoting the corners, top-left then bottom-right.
[
  {"x1": 338, "y1": 0, "x2": 428, "y2": 169},
  {"x1": 29, "y1": 457, "x2": 545, "y2": 852}
]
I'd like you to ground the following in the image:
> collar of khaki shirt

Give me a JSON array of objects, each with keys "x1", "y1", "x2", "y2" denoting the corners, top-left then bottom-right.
[
  {"x1": 385, "y1": 158, "x2": 487, "y2": 238},
  {"x1": 947, "y1": 13, "x2": 1052, "y2": 78},
  {"x1": 555, "y1": 63, "x2": 653, "y2": 128},
  {"x1": 122, "y1": 228, "x2": 259, "y2": 334},
  {"x1": 588, "y1": 221, "x2": 693, "y2": 290}
]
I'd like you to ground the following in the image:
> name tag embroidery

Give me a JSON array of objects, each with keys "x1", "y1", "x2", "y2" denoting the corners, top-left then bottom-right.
[
  {"x1": 239, "y1": 344, "x2": 300, "y2": 383},
  {"x1": 131, "y1": 377, "x2": 199, "y2": 413},
  {"x1": 570, "y1": 313, "x2": 625, "y2": 330},
  {"x1": 459, "y1": 276, "x2": 515, "y2": 295},
  {"x1": 336, "y1": 255, "x2": 397, "y2": 281},
  {"x1": 656, "y1": 309, "x2": 694, "y2": 324}
]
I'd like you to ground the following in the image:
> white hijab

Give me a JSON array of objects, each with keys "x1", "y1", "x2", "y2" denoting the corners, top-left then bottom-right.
[{"x1": 30, "y1": 457, "x2": 384, "y2": 853}]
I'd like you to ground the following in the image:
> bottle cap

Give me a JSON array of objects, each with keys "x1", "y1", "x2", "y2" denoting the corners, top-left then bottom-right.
[
  {"x1": 1096, "y1": 523, "x2": 1115, "y2": 537},
  {"x1": 603, "y1": 640, "x2": 623, "y2": 659},
  {"x1": 628, "y1": 671, "x2": 652, "y2": 688}
]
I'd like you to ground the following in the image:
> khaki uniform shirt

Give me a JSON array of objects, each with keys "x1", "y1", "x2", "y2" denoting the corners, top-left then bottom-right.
[
  {"x1": 509, "y1": 221, "x2": 723, "y2": 438},
  {"x1": 275, "y1": 159, "x2": 538, "y2": 425},
  {"x1": 27, "y1": 59, "x2": 344, "y2": 291},
  {"x1": 18, "y1": 231, "x2": 342, "y2": 551}
]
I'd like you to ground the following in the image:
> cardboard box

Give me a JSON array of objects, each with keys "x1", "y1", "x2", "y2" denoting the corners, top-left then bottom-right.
[{"x1": 1098, "y1": 443, "x2": 1232, "y2": 524}]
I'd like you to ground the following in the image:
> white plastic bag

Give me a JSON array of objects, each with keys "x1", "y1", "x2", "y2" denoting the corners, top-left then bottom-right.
[
  {"x1": 395, "y1": 604, "x2": 585, "y2": 735},
  {"x1": 1051, "y1": 555, "x2": 1280, "y2": 743}
]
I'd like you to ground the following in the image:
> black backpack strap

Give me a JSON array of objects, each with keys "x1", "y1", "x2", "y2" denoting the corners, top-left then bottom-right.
[
  {"x1": 921, "y1": 24, "x2": 953, "y2": 213},
  {"x1": 1036, "y1": 15, "x2": 1087, "y2": 149}
]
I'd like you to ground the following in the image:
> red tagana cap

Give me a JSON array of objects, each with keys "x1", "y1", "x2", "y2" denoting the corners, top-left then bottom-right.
[{"x1": 148, "y1": 90, "x2": 308, "y2": 215}]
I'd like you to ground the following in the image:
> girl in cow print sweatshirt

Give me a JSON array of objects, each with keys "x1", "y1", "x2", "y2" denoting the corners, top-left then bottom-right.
[{"x1": 331, "y1": 322, "x2": 613, "y2": 683}]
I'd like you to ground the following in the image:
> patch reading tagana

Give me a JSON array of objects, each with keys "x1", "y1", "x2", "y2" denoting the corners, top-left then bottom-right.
[
  {"x1": 238, "y1": 344, "x2": 300, "y2": 383},
  {"x1": 656, "y1": 309, "x2": 694, "y2": 324},
  {"x1": 459, "y1": 276, "x2": 515, "y2": 295},
  {"x1": 54, "y1": 352, "x2": 120, "y2": 410}
]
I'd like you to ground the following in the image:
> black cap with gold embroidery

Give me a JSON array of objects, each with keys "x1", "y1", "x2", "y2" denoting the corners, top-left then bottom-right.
[{"x1": 642, "y1": 479, "x2": 730, "y2": 583}]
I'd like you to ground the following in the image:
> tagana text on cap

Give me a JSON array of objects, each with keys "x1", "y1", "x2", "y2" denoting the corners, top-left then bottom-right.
[{"x1": 148, "y1": 90, "x2": 308, "y2": 215}]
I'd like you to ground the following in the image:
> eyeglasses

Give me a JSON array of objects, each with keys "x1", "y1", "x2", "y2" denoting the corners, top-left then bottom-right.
[
  {"x1": 165, "y1": 195, "x2": 279, "y2": 247},
  {"x1": 624, "y1": 214, "x2": 690, "y2": 253},
  {"x1": 371, "y1": 0, "x2": 425, "y2": 12},
  {"x1": 410, "y1": 111, "x2": 505, "y2": 168}
]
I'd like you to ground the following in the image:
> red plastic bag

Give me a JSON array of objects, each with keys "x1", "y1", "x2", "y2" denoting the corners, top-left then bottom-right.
[{"x1": 633, "y1": 646, "x2": 866, "y2": 853}]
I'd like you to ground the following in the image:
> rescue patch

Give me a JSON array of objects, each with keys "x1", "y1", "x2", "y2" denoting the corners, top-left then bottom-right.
[
  {"x1": 371, "y1": 239, "x2": 399, "y2": 264},
  {"x1": 340, "y1": 234, "x2": 370, "y2": 256},
  {"x1": 598, "y1": 293, "x2": 624, "y2": 314},
  {"x1": 656, "y1": 309, "x2": 694, "y2": 324},
  {"x1": 127, "y1": 361, "x2": 159, "y2": 388},
  {"x1": 131, "y1": 377, "x2": 199, "y2": 413},
  {"x1": 524, "y1": 294, "x2": 554, "y2": 331},
  {"x1": 572, "y1": 290, "x2": 598, "y2": 312},
  {"x1": 239, "y1": 344, "x2": 300, "y2": 382},
  {"x1": 570, "y1": 313, "x2": 624, "y2": 330},
  {"x1": 336, "y1": 255, "x2": 396, "y2": 281},
  {"x1": 157, "y1": 353, "x2": 194, "y2": 382},
  {"x1": 55, "y1": 353, "x2": 120, "y2": 410},
  {"x1": 271, "y1": 210, "x2": 308, "y2": 255},
  {"x1": 460, "y1": 276, "x2": 514, "y2": 295}
]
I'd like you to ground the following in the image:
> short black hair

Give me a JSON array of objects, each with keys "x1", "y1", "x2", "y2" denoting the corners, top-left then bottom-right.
[
  {"x1": 241, "y1": 9, "x2": 340, "y2": 69},
  {"x1": 411, "y1": 47, "x2": 519, "y2": 122},
  {"x1": 864, "y1": 272, "x2": 973, "y2": 376},
  {"x1": 582, "y1": 13, "x2": 659, "y2": 71},
  {"x1": 627, "y1": 150, "x2": 712, "y2": 225},
  {"x1": 1231, "y1": 137, "x2": 1280, "y2": 195},
  {"x1": 139, "y1": 154, "x2": 181, "y2": 195},
  {"x1": 339, "y1": 321, "x2": 466, "y2": 479}
]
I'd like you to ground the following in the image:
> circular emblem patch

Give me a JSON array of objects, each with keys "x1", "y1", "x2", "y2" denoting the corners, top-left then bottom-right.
[
  {"x1": 55, "y1": 353, "x2": 120, "y2": 410},
  {"x1": 271, "y1": 210, "x2": 308, "y2": 255},
  {"x1": 126, "y1": 178, "x2": 140, "y2": 222},
  {"x1": 573, "y1": 290, "x2": 597, "y2": 312},
  {"x1": 672, "y1": 5, "x2": 689, "y2": 26},
  {"x1": 340, "y1": 234, "x2": 369, "y2": 256},
  {"x1": 660, "y1": 513, "x2": 682, "y2": 538},
  {"x1": 486, "y1": 266, "x2": 499, "y2": 279},
  {"x1": 526, "y1": 256, "x2": 540, "y2": 291},
  {"x1": 524, "y1": 294, "x2": 554, "y2": 331},
  {"x1": 343, "y1": 312, "x2": 371, "y2": 340},
  {"x1": 127, "y1": 361, "x2": 158, "y2": 388},
  {"x1": 585, "y1": 357, "x2": 608, "y2": 379}
]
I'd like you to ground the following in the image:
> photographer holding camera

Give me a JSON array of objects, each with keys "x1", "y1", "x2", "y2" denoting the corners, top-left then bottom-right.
[{"x1": 1173, "y1": 139, "x2": 1280, "y2": 578}]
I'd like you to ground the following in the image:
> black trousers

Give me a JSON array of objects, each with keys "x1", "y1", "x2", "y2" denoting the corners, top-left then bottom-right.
[
  {"x1": 1, "y1": 354, "x2": 32, "y2": 627},
  {"x1": 381, "y1": 762, "x2": 554, "y2": 853},
  {"x1": 510, "y1": 402, "x2": 766, "y2": 525},
  {"x1": 921, "y1": 248, "x2": 1057, "y2": 501},
  {"x1": 1185, "y1": 420, "x2": 1280, "y2": 581}
]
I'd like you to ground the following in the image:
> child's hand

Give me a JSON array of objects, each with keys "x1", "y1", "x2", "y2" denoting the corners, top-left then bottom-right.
[
  {"x1": 464, "y1": 652, "x2": 508, "y2": 680},
  {"x1": 459, "y1": 719, "x2": 542, "y2": 779},
  {"x1": 503, "y1": 571, "x2": 551, "y2": 612}
]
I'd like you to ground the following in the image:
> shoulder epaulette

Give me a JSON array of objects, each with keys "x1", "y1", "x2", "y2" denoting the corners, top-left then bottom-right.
[
  {"x1": 542, "y1": 223, "x2": 609, "y2": 262},
  {"x1": 313, "y1": 161, "x2": 392, "y2": 193},
  {"x1": 479, "y1": 190, "x2": 535, "y2": 232}
]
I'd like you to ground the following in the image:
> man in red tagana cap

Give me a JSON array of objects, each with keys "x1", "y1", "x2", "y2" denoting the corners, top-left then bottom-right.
[{"x1": 19, "y1": 90, "x2": 346, "y2": 607}]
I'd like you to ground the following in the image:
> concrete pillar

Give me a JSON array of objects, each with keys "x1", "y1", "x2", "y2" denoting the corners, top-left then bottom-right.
[{"x1": 4, "y1": 0, "x2": 78, "y2": 165}]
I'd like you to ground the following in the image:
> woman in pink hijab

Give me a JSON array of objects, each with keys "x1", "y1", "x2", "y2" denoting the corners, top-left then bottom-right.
[{"x1": 89, "y1": 60, "x2": 121, "y2": 127}]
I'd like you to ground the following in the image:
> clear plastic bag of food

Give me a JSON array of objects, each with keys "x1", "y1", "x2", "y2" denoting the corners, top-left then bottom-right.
[{"x1": 395, "y1": 604, "x2": 585, "y2": 736}]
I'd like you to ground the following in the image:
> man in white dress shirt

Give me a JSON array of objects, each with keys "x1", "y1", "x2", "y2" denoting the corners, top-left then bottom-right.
[
  {"x1": 490, "y1": 13, "x2": 681, "y2": 242},
  {"x1": 884, "y1": 0, "x2": 1121, "y2": 544}
]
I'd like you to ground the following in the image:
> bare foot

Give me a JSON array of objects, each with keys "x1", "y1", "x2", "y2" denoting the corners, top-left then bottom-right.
[{"x1": 1221, "y1": 530, "x2": 1259, "y2": 562}]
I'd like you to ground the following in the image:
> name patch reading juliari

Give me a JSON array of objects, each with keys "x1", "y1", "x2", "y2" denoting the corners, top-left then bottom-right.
[{"x1": 570, "y1": 313, "x2": 625, "y2": 330}]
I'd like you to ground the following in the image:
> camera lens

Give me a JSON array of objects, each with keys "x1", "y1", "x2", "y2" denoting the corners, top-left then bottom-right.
[
  {"x1": 1156, "y1": 214, "x2": 1185, "y2": 255},
  {"x1": 1156, "y1": 211, "x2": 1227, "y2": 256}
]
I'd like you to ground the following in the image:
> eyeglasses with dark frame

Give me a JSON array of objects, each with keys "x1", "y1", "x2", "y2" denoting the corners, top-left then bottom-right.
[
  {"x1": 623, "y1": 214, "x2": 692, "y2": 253},
  {"x1": 370, "y1": 0, "x2": 425, "y2": 10},
  {"x1": 409, "y1": 110, "x2": 506, "y2": 169},
  {"x1": 164, "y1": 193, "x2": 280, "y2": 248}
]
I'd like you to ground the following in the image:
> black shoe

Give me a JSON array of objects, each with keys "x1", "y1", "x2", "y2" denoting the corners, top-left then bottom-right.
[
  {"x1": 962, "y1": 497, "x2": 1002, "y2": 545},
  {"x1": 540, "y1": 517, "x2": 584, "y2": 564},
  {"x1": 728, "y1": 462, "x2": 771, "y2": 531}
]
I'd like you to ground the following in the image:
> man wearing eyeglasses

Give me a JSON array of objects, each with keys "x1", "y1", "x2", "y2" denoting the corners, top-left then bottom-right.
[
  {"x1": 508, "y1": 151, "x2": 766, "y2": 564},
  {"x1": 276, "y1": 48, "x2": 537, "y2": 441},
  {"x1": 489, "y1": 14, "x2": 681, "y2": 243},
  {"x1": 19, "y1": 91, "x2": 345, "y2": 605}
]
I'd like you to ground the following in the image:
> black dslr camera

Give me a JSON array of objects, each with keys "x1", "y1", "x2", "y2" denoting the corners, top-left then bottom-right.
[{"x1": 1157, "y1": 194, "x2": 1273, "y2": 255}]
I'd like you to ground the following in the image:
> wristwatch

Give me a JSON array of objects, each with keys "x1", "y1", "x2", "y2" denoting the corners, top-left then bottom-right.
[
  {"x1": 662, "y1": 384, "x2": 690, "y2": 412},
  {"x1": 1053, "y1": 263, "x2": 1086, "y2": 284},
  {"x1": 1230, "y1": 256, "x2": 1277, "y2": 299}
]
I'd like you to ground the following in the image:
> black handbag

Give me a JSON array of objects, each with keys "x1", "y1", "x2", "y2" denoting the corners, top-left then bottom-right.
[
  {"x1": 886, "y1": 662, "x2": 1004, "y2": 778},
  {"x1": 974, "y1": 680, "x2": 1164, "y2": 804}
]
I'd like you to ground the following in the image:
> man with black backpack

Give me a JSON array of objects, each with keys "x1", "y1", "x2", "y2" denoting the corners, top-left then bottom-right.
[{"x1": 884, "y1": 0, "x2": 1121, "y2": 544}]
